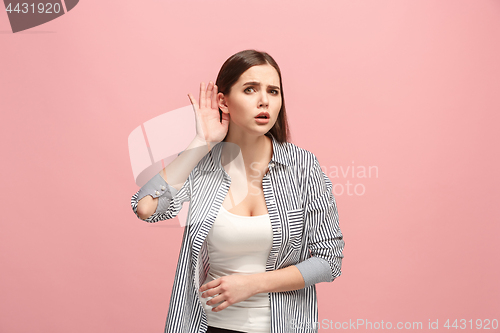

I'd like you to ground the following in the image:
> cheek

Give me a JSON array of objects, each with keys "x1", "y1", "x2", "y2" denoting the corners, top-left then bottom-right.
[{"x1": 231, "y1": 105, "x2": 251, "y2": 119}]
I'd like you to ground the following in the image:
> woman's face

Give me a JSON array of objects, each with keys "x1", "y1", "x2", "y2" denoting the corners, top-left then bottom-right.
[{"x1": 219, "y1": 64, "x2": 282, "y2": 137}]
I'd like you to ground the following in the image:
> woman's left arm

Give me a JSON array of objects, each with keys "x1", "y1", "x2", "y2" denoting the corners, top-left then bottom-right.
[
  {"x1": 294, "y1": 154, "x2": 345, "y2": 287},
  {"x1": 200, "y1": 155, "x2": 344, "y2": 310},
  {"x1": 254, "y1": 154, "x2": 345, "y2": 292},
  {"x1": 199, "y1": 266, "x2": 305, "y2": 312},
  {"x1": 251, "y1": 265, "x2": 306, "y2": 293}
]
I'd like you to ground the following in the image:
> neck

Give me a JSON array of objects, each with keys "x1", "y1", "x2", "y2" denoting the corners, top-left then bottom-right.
[{"x1": 222, "y1": 131, "x2": 273, "y2": 170}]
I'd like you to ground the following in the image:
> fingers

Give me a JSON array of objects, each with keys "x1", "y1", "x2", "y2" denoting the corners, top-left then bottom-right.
[
  {"x1": 199, "y1": 278, "x2": 233, "y2": 312},
  {"x1": 199, "y1": 82, "x2": 206, "y2": 109},
  {"x1": 205, "y1": 291, "x2": 224, "y2": 305},
  {"x1": 211, "y1": 83, "x2": 218, "y2": 110},
  {"x1": 200, "y1": 279, "x2": 221, "y2": 296},
  {"x1": 191, "y1": 81, "x2": 217, "y2": 111},
  {"x1": 211, "y1": 301, "x2": 230, "y2": 312},
  {"x1": 200, "y1": 277, "x2": 220, "y2": 292},
  {"x1": 204, "y1": 291, "x2": 229, "y2": 312},
  {"x1": 187, "y1": 93, "x2": 198, "y2": 109},
  {"x1": 205, "y1": 81, "x2": 214, "y2": 106}
]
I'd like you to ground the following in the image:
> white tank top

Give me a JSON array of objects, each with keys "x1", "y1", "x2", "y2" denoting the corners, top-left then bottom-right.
[{"x1": 200, "y1": 205, "x2": 273, "y2": 333}]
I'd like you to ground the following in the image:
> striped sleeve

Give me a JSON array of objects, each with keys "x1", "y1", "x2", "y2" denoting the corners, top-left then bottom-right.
[
  {"x1": 303, "y1": 155, "x2": 345, "y2": 283},
  {"x1": 131, "y1": 172, "x2": 192, "y2": 223}
]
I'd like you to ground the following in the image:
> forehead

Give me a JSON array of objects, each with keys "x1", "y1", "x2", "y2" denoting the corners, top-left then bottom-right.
[{"x1": 236, "y1": 64, "x2": 280, "y2": 86}]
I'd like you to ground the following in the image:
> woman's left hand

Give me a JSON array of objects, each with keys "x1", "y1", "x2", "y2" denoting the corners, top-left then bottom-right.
[{"x1": 199, "y1": 274, "x2": 258, "y2": 312}]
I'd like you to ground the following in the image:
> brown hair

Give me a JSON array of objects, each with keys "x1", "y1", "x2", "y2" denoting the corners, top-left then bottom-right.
[{"x1": 215, "y1": 49, "x2": 290, "y2": 143}]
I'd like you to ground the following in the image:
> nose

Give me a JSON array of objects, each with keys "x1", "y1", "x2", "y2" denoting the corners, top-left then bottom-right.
[{"x1": 258, "y1": 91, "x2": 269, "y2": 108}]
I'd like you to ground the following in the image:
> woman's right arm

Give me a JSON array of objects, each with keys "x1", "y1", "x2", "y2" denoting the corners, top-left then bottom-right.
[
  {"x1": 133, "y1": 136, "x2": 210, "y2": 221},
  {"x1": 131, "y1": 81, "x2": 230, "y2": 222}
]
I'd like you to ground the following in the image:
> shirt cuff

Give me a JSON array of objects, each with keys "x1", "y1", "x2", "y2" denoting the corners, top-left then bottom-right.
[
  {"x1": 137, "y1": 173, "x2": 177, "y2": 201},
  {"x1": 294, "y1": 256, "x2": 333, "y2": 288}
]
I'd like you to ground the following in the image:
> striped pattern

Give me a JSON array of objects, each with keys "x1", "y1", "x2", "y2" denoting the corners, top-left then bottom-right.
[{"x1": 130, "y1": 133, "x2": 344, "y2": 333}]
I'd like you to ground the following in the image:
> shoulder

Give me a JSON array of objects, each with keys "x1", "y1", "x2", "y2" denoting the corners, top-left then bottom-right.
[
  {"x1": 282, "y1": 141, "x2": 320, "y2": 172},
  {"x1": 283, "y1": 142, "x2": 330, "y2": 195}
]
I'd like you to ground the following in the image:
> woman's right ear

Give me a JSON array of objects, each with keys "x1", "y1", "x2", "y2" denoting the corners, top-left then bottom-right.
[{"x1": 217, "y1": 92, "x2": 229, "y2": 114}]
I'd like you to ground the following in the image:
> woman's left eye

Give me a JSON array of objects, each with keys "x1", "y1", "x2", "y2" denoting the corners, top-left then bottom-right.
[{"x1": 245, "y1": 87, "x2": 279, "y2": 95}]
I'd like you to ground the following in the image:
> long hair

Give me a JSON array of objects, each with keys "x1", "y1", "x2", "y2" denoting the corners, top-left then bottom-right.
[{"x1": 215, "y1": 49, "x2": 290, "y2": 143}]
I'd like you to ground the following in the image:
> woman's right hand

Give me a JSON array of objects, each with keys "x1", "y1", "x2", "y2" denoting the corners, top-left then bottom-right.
[{"x1": 188, "y1": 81, "x2": 230, "y2": 144}]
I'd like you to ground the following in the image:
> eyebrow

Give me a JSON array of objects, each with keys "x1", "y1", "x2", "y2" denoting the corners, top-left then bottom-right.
[{"x1": 242, "y1": 81, "x2": 280, "y2": 90}]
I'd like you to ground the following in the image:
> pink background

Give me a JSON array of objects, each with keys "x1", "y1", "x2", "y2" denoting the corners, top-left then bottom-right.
[{"x1": 1, "y1": 0, "x2": 499, "y2": 332}]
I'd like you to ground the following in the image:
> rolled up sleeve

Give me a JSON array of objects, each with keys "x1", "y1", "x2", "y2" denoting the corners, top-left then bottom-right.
[
  {"x1": 131, "y1": 172, "x2": 191, "y2": 223},
  {"x1": 296, "y1": 155, "x2": 345, "y2": 287}
]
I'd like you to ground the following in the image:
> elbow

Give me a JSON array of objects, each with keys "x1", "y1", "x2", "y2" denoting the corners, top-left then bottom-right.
[
  {"x1": 330, "y1": 269, "x2": 341, "y2": 282},
  {"x1": 136, "y1": 210, "x2": 150, "y2": 221},
  {"x1": 317, "y1": 255, "x2": 342, "y2": 283},
  {"x1": 133, "y1": 197, "x2": 154, "y2": 221},
  {"x1": 329, "y1": 258, "x2": 343, "y2": 282},
  {"x1": 136, "y1": 203, "x2": 153, "y2": 221}
]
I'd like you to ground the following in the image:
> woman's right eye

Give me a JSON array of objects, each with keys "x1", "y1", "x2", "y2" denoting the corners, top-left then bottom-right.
[{"x1": 244, "y1": 87, "x2": 255, "y2": 93}]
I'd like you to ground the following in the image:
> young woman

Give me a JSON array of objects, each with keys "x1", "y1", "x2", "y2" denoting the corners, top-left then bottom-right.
[{"x1": 131, "y1": 49, "x2": 345, "y2": 333}]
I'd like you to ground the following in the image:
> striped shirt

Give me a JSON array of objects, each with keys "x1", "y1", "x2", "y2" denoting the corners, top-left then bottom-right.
[{"x1": 130, "y1": 132, "x2": 345, "y2": 333}]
